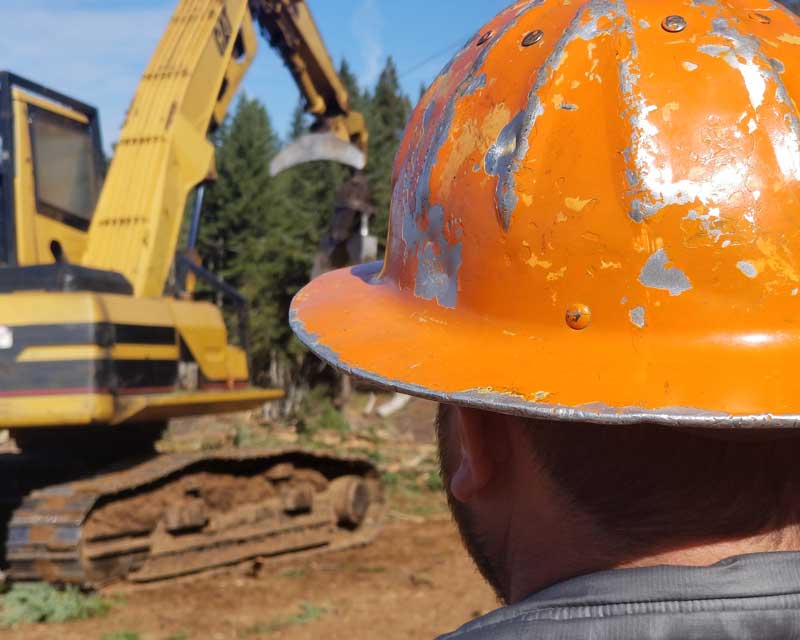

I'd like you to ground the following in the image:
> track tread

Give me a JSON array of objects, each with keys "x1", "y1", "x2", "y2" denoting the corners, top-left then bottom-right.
[{"x1": 6, "y1": 447, "x2": 384, "y2": 585}]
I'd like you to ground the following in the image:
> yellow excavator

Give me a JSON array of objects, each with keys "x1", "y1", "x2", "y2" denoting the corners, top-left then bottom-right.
[{"x1": 0, "y1": 0, "x2": 381, "y2": 586}]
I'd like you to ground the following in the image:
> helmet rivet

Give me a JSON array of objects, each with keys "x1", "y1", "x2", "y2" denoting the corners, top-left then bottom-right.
[
  {"x1": 748, "y1": 11, "x2": 772, "y2": 24},
  {"x1": 477, "y1": 30, "x2": 493, "y2": 46},
  {"x1": 565, "y1": 304, "x2": 592, "y2": 331},
  {"x1": 661, "y1": 15, "x2": 687, "y2": 33},
  {"x1": 522, "y1": 30, "x2": 544, "y2": 47}
]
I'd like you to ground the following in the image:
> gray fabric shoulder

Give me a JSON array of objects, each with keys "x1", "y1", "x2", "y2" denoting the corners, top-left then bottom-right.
[
  {"x1": 438, "y1": 593, "x2": 800, "y2": 639},
  {"x1": 436, "y1": 552, "x2": 800, "y2": 640}
]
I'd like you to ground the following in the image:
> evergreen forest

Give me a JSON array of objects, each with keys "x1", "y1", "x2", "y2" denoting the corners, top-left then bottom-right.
[{"x1": 195, "y1": 58, "x2": 413, "y2": 412}]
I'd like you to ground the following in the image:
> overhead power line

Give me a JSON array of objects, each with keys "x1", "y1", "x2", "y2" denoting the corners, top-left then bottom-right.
[{"x1": 399, "y1": 33, "x2": 471, "y2": 78}]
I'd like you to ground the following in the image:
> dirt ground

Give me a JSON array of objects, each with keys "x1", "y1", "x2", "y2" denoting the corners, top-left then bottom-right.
[
  {"x1": 2, "y1": 517, "x2": 497, "y2": 640},
  {"x1": 0, "y1": 397, "x2": 499, "y2": 640}
]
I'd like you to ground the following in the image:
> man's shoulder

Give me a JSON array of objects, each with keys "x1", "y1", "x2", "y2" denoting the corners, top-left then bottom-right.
[
  {"x1": 437, "y1": 552, "x2": 800, "y2": 639},
  {"x1": 436, "y1": 600, "x2": 546, "y2": 640}
]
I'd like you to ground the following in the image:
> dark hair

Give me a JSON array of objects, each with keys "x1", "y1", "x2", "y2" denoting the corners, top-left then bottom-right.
[{"x1": 525, "y1": 420, "x2": 800, "y2": 554}]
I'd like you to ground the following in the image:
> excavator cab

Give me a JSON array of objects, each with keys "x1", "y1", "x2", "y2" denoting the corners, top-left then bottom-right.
[{"x1": 0, "y1": 72, "x2": 105, "y2": 267}]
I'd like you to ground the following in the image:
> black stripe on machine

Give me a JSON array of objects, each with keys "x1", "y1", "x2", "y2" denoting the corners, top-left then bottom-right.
[
  {"x1": 0, "y1": 323, "x2": 176, "y2": 360},
  {"x1": 113, "y1": 324, "x2": 176, "y2": 346},
  {"x1": 0, "y1": 360, "x2": 178, "y2": 394},
  {"x1": 112, "y1": 360, "x2": 178, "y2": 391}
]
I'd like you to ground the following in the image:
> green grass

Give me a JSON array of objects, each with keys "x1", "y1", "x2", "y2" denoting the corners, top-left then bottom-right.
[
  {"x1": 277, "y1": 568, "x2": 308, "y2": 578},
  {"x1": 383, "y1": 470, "x2": 424, "y2": 494},
  {"x1": 297, "y1": 387, "x2": 351, "y2": 437},
  {"x1": 383, "y1": 468, "x2": 444, "y2": 495},
  {"x1": 100, "y1": 633, "x2": 140, "y2": 640},
  {"x1": 314, "y1": 403, "x2": 350, "y2": 433},
  {"x1": 1, "y1": 583, "x2": 111, "y2": 627},
  {"x1": 425, "y1": 470, "x2": 444, "y2": 491},
  {"x1": 240, "y1": 601, "x2": 327, "y2": 636},
  {"x1": 233, "y1": 425, "x2": 286, "y2": 449},
  {"x1": 356, "y1": 565, "x2": 387, "y2": 574},
  {"x1": 365, "y1": 447, "x2": 385, "y2": 464},
  {"x1": 234, "y1": 424, "x2": 259, "y2": 447}
]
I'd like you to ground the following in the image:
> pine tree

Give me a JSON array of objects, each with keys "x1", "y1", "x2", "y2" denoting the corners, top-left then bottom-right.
[
  {"x1": 241, "y1": 97, "x2": 345, "y2": 398},
  {"x1": 289, "y1": 99, "x2": 310, "y2": 139},
  {"x1": 196, "y1": 94, "x2": 284, "y2": 386},
  {"x1": 198, "y1": 95, "x2": 279, "y2": 289},
  {"x1": 193, "y1": 59, "x2": 415, "y2": 412},
  {"x1": 338, "y1": 59, "x2": 367, "y2": 114},
  {"x1": 364, "y1": 57, "x2": 412, "y2": 246}
]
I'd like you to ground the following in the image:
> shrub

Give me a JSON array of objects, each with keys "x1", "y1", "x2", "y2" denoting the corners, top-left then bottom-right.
[{"x1": 1, "y1": 583, "x2": 111, "y2": 626}]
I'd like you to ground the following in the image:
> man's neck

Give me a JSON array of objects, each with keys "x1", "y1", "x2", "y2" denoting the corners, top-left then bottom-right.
[
  {"x1": 618, "y1": 528, "x2": 800, "y2": 570},
  {"x1": 508, "y1": 519, "x2": 800, "y2": 604}
]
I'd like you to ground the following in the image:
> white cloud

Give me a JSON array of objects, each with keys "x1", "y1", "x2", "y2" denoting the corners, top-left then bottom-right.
[
  {"x1": 351, "y1": 0, "x2": 384, "y2": 88},
  {"x1": 0, "y1": 1, "x2": 173, "y2": 152}
]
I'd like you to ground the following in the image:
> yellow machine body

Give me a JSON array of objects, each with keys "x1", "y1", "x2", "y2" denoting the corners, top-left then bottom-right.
[
  {"x1": 0, "y1": 290, "x2": 280, "y2": 429},
  {"x1": 1, "y1": 68, "x2": 280, "y2": 428},
  {"x1": 0, "y1": 0, "x2": 371, "y2": 432}
]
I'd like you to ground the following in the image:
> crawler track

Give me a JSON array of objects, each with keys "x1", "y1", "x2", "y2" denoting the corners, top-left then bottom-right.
[{"x1": 6, "y1": 448, "x2": 384, "y2": 586}]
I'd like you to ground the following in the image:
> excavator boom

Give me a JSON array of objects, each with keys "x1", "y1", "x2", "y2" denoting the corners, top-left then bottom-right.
[
  {"x1": 82, "y1": 0, "x2": 258, "y2": 298},
  {"x1": 250, "y1": 0, "x2": 368, "y2": 175},
  {"x1": 82, "y1": 0, "x2": 367, "y2": 298}
]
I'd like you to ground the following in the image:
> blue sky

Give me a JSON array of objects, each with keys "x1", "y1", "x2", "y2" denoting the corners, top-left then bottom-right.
[{"x1": 0, "y1": 0, "x2": 511, "y2": 152}]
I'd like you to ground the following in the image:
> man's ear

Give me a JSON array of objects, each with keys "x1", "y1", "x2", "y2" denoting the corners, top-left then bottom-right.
[{"x1": 450, "y1": 407, "x2": 510, "y2": 503}]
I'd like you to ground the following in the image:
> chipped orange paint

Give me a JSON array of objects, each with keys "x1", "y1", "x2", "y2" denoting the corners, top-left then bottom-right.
[
  {"x1": 661, "y1": 101, "x2": 680, "y2": 123},
  {"x1": 565, "y1": 196, "x2": 592, "y2": 212},
  {"x1": 292, "y1": 0, "x2": 800, "y2": 426}
]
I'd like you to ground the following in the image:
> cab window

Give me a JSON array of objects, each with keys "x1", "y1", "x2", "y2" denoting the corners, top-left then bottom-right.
[{"x1": 28, "y1": 106, "x2": 102, "y2": 230}]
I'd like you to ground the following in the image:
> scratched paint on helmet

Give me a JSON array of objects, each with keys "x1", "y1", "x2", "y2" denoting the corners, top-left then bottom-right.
[
  {"x1": 384, "y1": 0, "x2": 545, "y2": 309},
  {"x1": 485, "y1": 0, "x2": 631, "y2": 231},
  {"x1": 737, "y1": 260, "x2": 759, "y2": 278},
  {"x1": 700, "y1": 17, "x2": 800, "y2": 181},
  {"x1": 408, "y1": 205, "x2": 463, "y2": 307},
  {"x1": 638, "y1": 248, "x2": 692, "y2": 296},
  {"x1": 629, "y1": 306, "x2": 646, "y2": 328},
  {"x1": 292, "y1": 0, "x2": 800, "y2": 427}
]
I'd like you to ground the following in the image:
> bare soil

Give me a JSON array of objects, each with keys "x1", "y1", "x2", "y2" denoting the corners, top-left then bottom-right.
[
  {"x1": 1, "y1": 397, "x2": 499, "y2": 640},
  {"x1": 2, "y1": 515, "x2": 496, "y2": 640}
]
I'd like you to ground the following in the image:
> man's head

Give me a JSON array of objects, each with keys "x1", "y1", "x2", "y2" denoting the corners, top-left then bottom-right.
[
  {"x1": 290, "y1": 0, "x2": 800, "y2": 602},
  {"x1": 436, "y1": 404, "x2": 800, "y2": 603},
  {"x1": 292, "y1": 0, "x2": 800, "y2": 430}
]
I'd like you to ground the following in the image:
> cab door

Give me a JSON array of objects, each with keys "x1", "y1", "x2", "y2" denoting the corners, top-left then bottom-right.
[{"x1": 12, "y1": 88, "x2": 104, "y2": 265}]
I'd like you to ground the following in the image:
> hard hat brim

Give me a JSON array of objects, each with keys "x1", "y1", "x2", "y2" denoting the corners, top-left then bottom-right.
[{"x1": 291, "y1": 262, "x2": 800, "y2": 429}]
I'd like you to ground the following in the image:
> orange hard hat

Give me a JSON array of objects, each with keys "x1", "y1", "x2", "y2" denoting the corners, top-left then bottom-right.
[{"x1": 291, "y1": 0, "x2": 800, "y2": 428}]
